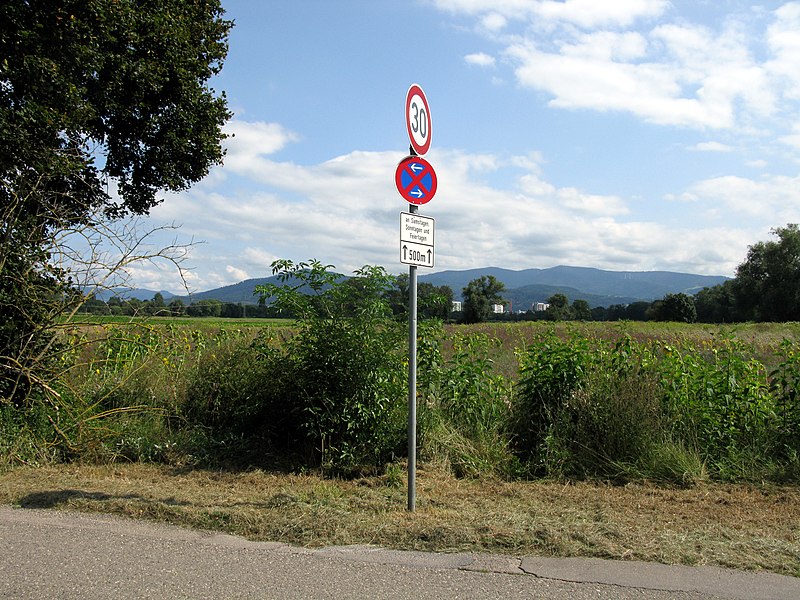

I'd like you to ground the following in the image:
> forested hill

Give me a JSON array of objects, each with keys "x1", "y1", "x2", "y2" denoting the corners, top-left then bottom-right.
[{"x1": 144, "y1": 265, "x2": 727, "y2": 308}]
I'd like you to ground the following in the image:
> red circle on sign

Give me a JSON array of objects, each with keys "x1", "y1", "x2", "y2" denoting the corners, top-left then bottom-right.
[
  {"x1": 395, "y1": 156, "x2": 437, "y2": 205},
  {"x1": 405, "y1": 84, "x2": 432, "y2": 156}
]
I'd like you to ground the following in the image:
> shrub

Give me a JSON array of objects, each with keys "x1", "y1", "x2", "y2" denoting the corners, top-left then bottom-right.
[
  {"x1": 184, "y1": 330, "x2": 292, "y2": 437},
  {"x1": 513, "y1": 333, "x2": 676, "y2": 480},
  {"x1": 769, "y1": 339, "x2": 800, "y2": 456},
  {"x1": 254, "y1": 260, "x2": 407, "y2": 474}
]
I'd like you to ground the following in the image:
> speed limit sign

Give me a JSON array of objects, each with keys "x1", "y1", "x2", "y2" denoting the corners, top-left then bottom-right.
[{"x1": 405, "y1": 84, "x2": 431, "y2": 155}]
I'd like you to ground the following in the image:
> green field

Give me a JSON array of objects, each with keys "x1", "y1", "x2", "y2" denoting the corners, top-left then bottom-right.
[{"x1": 66, "y1": 314, "x2": 294, "y2": 328}]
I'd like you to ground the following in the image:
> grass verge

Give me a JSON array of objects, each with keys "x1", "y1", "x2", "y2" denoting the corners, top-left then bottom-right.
[{"x1": 1, "y1": 463, "x2": 798, "y2": 577}]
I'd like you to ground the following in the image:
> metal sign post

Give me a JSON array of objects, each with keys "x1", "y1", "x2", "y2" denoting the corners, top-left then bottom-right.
[{"x1": 407, "y1": 199, "x2": 418, "y2": 512}]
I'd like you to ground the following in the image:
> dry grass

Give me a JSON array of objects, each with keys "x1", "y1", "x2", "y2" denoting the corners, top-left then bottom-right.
[{"x1": 1, "y1": 463, "x2": 798, "y2": 577}]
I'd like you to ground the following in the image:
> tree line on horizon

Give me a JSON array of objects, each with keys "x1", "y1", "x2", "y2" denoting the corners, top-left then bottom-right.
[{"x1": 76, "y1": 224, "x2": 800, "y2": 326}]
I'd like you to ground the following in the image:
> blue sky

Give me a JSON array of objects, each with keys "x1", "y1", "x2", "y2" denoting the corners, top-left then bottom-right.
[{"x1": 131, "y1": 0, "x2": 800, "y2": 294}]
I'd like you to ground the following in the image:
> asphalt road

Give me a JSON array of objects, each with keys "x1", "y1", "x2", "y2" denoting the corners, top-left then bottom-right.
[{"x1": 1, "y1": 505, "x2": 798, "y2": 599}]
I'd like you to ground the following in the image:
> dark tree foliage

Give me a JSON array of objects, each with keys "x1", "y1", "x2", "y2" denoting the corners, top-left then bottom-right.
[
  {"x1": 571, "y1": 299, "x2": 591, "y2": 321},
  {"x1": 733, "y1": 224, "x2": 800, "y2": 322},
  {"x1": 1, "y1": 0, "x2": 232, "y2": 404},
  {"x1": 385, "y1": 274, "x2": 454, "y2": 320},
  {"x1": 544, "y1": 293, "x2": 571, "y2": 321},
  {"x1": 694, "y1": 280, "x2": 738, "y2": 323},
  {"x1": 649, "y1": 292, "x2": 697, "y2": 323},
  {"x1": 1, "y1": 0, "x2": 232, "y2": 218},
  {"x1": 461, "y1": 275, "x2": 505, "y2": 324}
]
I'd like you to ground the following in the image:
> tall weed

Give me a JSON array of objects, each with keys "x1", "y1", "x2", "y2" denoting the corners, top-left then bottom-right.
[
  {"x1": 513, "y1": 329, "x2": 798, "y2": 483},
  {"x1": 512, "y1": 330, "x2": 593, "y2": 472},
  {"x1": 417, "y1": 324, "x2": 515, "y2": 477}
]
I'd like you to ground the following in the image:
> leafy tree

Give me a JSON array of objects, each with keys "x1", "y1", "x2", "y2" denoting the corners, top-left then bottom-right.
[
  {"x1": 386, "y1": 275, "x2": 453, "y2": 320},
  {"x1": 419, "y1": 282, "x2": 454, "y2": 320},
  {"x1": 1, "y1": 0, "x2": 231, "y2": 405},
  {"x1": 186, "y1": 299, "x2": 222, "y2": 317},
  {"x1": 733, "y1": 224, "x2": 800, "y2": 321},
  {"x1": 544, "y1": 293, "x2": 572, "y2": 321},
  {"x1": 168, "y1": 298, "x2": 185, "y2": 317},
  {"x1": 571, "y1": 299, "x2": 592, "y2": 321},
  {"x1": 626, "y1": 301, "x2": 652, "y2": 321},
  {"x1": 650, "y1": 292, "x2": 697, "y2": 323},
  {"x1": 147, "y1": 292, "x2": 166, "y2": 316},
  {"x1": 694, "y1": 280, "x2": 737, "y2": 323},
  {"x1": 1, "y1": 0, "x2": 231, "y2": 217},
  {"x1": 461, "y1": 276, "x2": 505, "y2": 324}
]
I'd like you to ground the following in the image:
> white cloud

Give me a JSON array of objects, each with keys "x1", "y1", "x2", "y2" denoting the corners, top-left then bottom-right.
[
  {"x1": 225, "y1": 265, "x2": 250, "y2": 282},
  {"x1": 677, "y1": 173, "x2": 800, "y2": 220},
  {"x1": 766, "y1": 2, "x2": 800, "y2": 99},
  {"x1": 505, "y1": 18, "x2": 779, "y2": 129},
  {"x1": 532, "y1": 0, "x2": 669, "y2": 29},
  {"x1": 222, "y1": 120, "x2": 299, "y2": 172},
  {"x1": 780, "y1": 123, "x2": 800, "y2": 150},
  {"x1": 465, "y1": 52, "x2": 496, "y2": 67},
  {"x1": 242, "y1": 247, "x2": 281, "y2": 270},
  {"x1": 481, "y1": 12, "x2": 507, "y2": 32},
  {"x1": 143, "y1": 157, "x2": 761, "y2": 292},
  {"x1": 507, "y1": 40, "x2": 729, "y2": 127},
  {"x1": 141, "y1": 112, "x2": 800, "y2": 292},
  {"x1": 440, "y1": 1, "x2": 800, "y2": 132},
  {"x1": 745, "y1": 159, "x2": 768, "y2": 169}
]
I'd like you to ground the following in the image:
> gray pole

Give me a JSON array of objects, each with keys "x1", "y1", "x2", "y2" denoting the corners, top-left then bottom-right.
[{"x1": 407, "y1": 149, "x2": 418, "y2": 512}]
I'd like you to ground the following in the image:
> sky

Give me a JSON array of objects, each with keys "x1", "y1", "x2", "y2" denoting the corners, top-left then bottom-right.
[{"x1": 128, "y1": 0, "x2": 800, "y2": 294}]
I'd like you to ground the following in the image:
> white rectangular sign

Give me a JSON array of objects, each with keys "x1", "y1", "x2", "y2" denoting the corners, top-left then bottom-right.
[{"x1": 400, "y1": 212, "x2": 434, "y2": 268}]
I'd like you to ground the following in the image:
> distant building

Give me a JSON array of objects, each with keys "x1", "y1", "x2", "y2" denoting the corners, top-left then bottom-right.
[
  {"x1": 492, "y1": 304, "x2": 505, "y2": 314},
  {"x1": 451, "y1": 301, "x2": 462, "y2": 312},
  {"x1": 533, "y1": 302, "x2": 550, "y2": 312}
]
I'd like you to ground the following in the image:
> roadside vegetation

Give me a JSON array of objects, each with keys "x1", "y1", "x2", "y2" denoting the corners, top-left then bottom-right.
[{"x1": 3, "y1": 260, "x2": 800, "y2": 485}]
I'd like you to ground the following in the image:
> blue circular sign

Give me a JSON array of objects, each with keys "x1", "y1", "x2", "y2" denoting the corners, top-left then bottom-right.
[{"x1": 395, "y1": 156, "x2": 437, "y2": 205}]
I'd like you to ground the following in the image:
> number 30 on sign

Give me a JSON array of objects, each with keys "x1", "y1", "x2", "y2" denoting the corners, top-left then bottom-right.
[{"x1": 406, "y1": 84, "x2": 431, "y2": 156}]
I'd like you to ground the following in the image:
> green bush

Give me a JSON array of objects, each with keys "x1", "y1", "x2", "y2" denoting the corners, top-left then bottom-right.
[
  {"x1": 0, "y1": 401, "x2": 61, "y2": 466},
  {"x1": 769, "y1": 339, "x2": 800, "y2": 456},
  {"x1": 254, "y1": 260, "x2": 407, "y2": 474},
  {"x1": 184, "y1": 331, "x2": 289, "y2": 434},
  {"x1": 513, "y1": 333, "x2": 671, "y2": 480},
  {"x1": 7, "y1": 306, "x2": 800, "y2": 485},
  {"x1": 653, "y1": 337, "x2": 778, "y2": 477}
]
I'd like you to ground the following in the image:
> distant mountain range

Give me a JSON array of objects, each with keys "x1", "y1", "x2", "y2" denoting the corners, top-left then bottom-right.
[{"x1": 99, "y1": 266, "x2": 729, "y2": 310}]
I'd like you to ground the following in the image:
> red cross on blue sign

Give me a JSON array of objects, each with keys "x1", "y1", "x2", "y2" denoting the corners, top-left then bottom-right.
[{"x1": 395, "y1": 156, "x2": 438, "y2": 205}]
